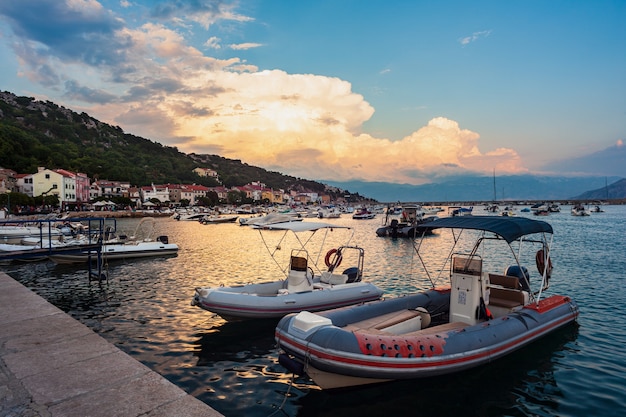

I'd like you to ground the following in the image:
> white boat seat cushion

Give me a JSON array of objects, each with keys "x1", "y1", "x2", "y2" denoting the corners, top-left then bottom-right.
[{"x1": 320, "y1": 271, "x2": 348, "y2": 285}]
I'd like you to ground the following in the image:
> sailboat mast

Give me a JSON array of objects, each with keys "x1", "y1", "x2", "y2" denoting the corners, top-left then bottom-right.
[{"x1": 493, "y1": 168, "x2": 496, "y2": 202}]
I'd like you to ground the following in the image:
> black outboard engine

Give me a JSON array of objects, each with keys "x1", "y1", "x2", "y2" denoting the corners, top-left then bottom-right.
[
  {"x1": 157, "y1": 235, "x2": 169, "y2": 244},
  {"x1": 505, "y1": 265, "x2": 530, "y2": 292},
  {"x1": 390, "y1": 218, "x2": 399, "y2": 238},
  {"x1": 342, "y1": 267, "x2": 360, "y2": 283}
]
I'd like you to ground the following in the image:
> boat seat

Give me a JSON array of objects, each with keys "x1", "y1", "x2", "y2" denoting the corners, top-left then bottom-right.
[
  {"x1": 403, "y1": 321, "x2": 470, "y2": 337},
  {"x1": 488, "y1": 287, "x2": 528, "y2": 308},
  {"x1": 320, "y1": 271, "x2": 348, "y2": 285},
  {"x1": 344, "y1": 309, "x2": 421, "y2": 333},
  {"x1": 290, "y1": 255, "x2": 308, "y2": 272},
  {"x1": 488, "y1": 273, "x2": 520, "y2": 290}
]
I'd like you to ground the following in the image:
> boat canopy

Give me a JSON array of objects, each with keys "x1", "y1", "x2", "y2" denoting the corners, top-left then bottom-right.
[
  {"x1": 416, "y1": 216, "x2": 553, "y2": 243},
  {"x1": 255, "y1": 221, "x2": 351, "y2": 233}
]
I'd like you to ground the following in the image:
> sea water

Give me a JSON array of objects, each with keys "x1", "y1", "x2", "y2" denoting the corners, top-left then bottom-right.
[{"x1": 3, "y1": 206, "x2": 626, "y2": 417}]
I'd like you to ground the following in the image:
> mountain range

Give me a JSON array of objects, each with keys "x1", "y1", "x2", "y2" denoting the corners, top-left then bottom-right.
[{"x1": 323, "y1": 175, "x2": 624, "y2": 203}]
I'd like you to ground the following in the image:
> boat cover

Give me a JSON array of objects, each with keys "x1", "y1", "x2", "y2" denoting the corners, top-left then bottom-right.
[
  {"x1": 416, "y1": 216, "x2": 553, "y2": 243},
  {"x1": 256, "y1": 221, "x2": 351, "y2": 232}
]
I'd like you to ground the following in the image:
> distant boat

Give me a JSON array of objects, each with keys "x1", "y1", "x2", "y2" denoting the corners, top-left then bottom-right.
[
  {"x1": 200, "y1": 215, "x2": 238, "y2": 224},
  {"x1": 571, "y1": 204, "x2": 590, "y2": 217},
  {"x1": 239, "y1": 212, "x2": 302, "y2": 227},
  {"x1": 317, "y1": 207, "x2": 341, "y2": 219},
  {"x1": 448, "y1": 206, "x2": 473, "y2": 217},
  {"x1": 590, "y1": 205, "x2": 604, "y2": 213},
  {"x1": 352, "y1": 208, "x2": 376, "y2": 220},
  {"x1": 376, "y1": 205, "x2": 438, "y2": 238}
]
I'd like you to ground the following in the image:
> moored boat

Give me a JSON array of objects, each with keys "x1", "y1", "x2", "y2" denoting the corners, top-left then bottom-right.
[
  {"x1": 48, "y1": 217, "x2": 178, "y2": 263},
  {"x1": 448, "y1": 206, "x2": 473, "y2": 216},
  {"x1": 200, "y1": 214, "x2": 239, "y2": 224},
  {"x1": 352, "y1": 208, "x2": 376, "y2": 220},
  {"x1": 376, "y1": 205, "x2": 438, "y2": 238},
  {"x1": 0, "y1": 223, "x2": 64, "y2": 244},
  {"x1": 191, "y1": 221, "x2": 384, "y2": 321},
  {"x1": 571, "y1": 204, "x2": 590, "y2": 216},
  {"x1": 275, "y1": 216, "x2": 579, "y2": 389},
  {"x1": 239, "y1": 212, "x2": 302, "y2": 227}
]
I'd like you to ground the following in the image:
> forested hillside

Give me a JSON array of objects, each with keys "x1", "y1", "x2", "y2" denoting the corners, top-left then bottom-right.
[{"x1": 0, "y1": 91, "x2": 354, "y2": 198}]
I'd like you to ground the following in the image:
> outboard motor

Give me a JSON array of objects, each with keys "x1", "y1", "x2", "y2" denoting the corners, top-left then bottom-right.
[
  {"x1": 342, "y1": 267, "x2": 360, "y2": 283},
  {"x1": 390, "y1": 218, "x2": 399, "y2": 238},
  {"x1": 505, "y1": 265, "x2": 530, "y2": 292},
  {"x1": 157, "y1": 235, "x2": 169, "y2": 244}
]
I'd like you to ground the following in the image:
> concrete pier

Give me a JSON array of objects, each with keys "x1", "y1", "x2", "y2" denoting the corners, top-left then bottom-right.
[{"x1": 0, "y1": 272, "x2": 223, "y2": 417}]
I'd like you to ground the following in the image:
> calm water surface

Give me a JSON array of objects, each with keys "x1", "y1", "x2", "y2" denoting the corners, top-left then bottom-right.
[{"x1": 3, "y1": 206, "x2": 626, "y2": 416}]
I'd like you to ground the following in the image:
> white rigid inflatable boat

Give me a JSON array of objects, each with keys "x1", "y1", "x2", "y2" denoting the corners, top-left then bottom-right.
[{"x1": 191, "y1": 221, "x2": 384, "y2": 321}]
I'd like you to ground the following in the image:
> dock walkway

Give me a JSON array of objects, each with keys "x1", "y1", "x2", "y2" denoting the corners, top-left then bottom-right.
[{"x1": 0, "y1": 272, "x2": 223, "y2": 417}]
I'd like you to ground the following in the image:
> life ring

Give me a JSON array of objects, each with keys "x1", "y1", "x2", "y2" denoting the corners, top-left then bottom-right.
[
  {"x1": 535, "y1": 248, "x2": 553, "y2": 278},
  {"x1": 324, "y1": 248, "x2": 343, "y2": 269}
]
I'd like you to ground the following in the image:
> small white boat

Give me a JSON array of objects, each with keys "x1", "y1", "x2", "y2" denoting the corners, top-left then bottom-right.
[
  {"x1": 0, "y1": 224, "x2": 63, "y2": 244},
  {"x1": 352, "y1": 208, "x2": 375, "y2": 220},
  {"x1": 590, "y1": 205, "x2": 604, "y2": 213},
  {"x1": 48, "y1": 218, "x2": 178, "y2": 263},
  {"x1": 571, "y1": 204, "x2": 590, "y2": 216},
  {"x1": 239, "y1": 212, "x2": 302, "y2": 227},
  {"x1": 200, "y1": 215, "x2": 239, "y2": 224},
  {"x1": 276, "y1": 216, "x2": 579, "y2": 389},
  {"x1": 317, "y1": 207, "x2": 341, "y2": 219},
  {"x1": 48, "y1": 238, "x2": 179, "y2": 263},
  {"x1": 191, "y1": 221, "x2": 384, "y2": 321}
]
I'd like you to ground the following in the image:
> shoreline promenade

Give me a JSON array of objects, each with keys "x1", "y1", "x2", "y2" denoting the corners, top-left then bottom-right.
[{"x1": 0, "y1": 272, "x2": 223, "y2": 417}]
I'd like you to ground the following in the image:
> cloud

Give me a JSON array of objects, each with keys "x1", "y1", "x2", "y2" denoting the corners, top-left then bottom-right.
[
  {"x1": 64, "y1": 80, "x2": 118, "y2": 104},
  {"x1": 229, "y1": 42, "x2": 263, "y2": 50},
  {"x1": 204, "y1": 36, "x2": 221, "y2": 49},
  {"x1": 0, "y1": 1, "x2": 526, "y2": 186},
  {"x1": 459, "y1": 30, "x2": 492, "y2": 45},
  {"x1": 149, "y1": 0, "x2": 253, "y2": 29}
]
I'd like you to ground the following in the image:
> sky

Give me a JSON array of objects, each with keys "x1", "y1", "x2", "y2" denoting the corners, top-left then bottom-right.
[{"x1": 0, "y1": 0, "x2": 624, "y2": 186}]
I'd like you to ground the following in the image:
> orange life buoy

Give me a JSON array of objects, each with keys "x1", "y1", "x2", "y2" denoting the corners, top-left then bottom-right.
[
  {"x1": 536, "y1": 248, "x2": 553, "y2": 278},
  {"x1": 324, "y1": 248, "x2": 343, "y2": 269}
]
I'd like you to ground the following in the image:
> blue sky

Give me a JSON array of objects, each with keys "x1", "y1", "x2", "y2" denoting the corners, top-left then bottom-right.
[{"x1": 0, "y1": 0, "x2": 624, "y2": 184}]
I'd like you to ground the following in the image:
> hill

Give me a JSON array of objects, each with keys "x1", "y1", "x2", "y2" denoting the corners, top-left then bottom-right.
[
  {"x1": 574, "y1": 178, "x2": 626, "y2": 200},
  {"x1": 0, "y1": 91, "x2": 364, "y2": 201}
]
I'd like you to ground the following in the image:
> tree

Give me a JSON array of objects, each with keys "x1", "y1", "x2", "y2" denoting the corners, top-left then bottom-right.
[{"x1": 227, "y1": 190, "x2": 245, "y2": 205}]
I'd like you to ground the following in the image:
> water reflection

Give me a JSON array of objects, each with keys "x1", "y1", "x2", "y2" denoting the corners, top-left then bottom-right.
[{"x1": 193, "y1": 319, "x2": 278, "y2": 365}]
